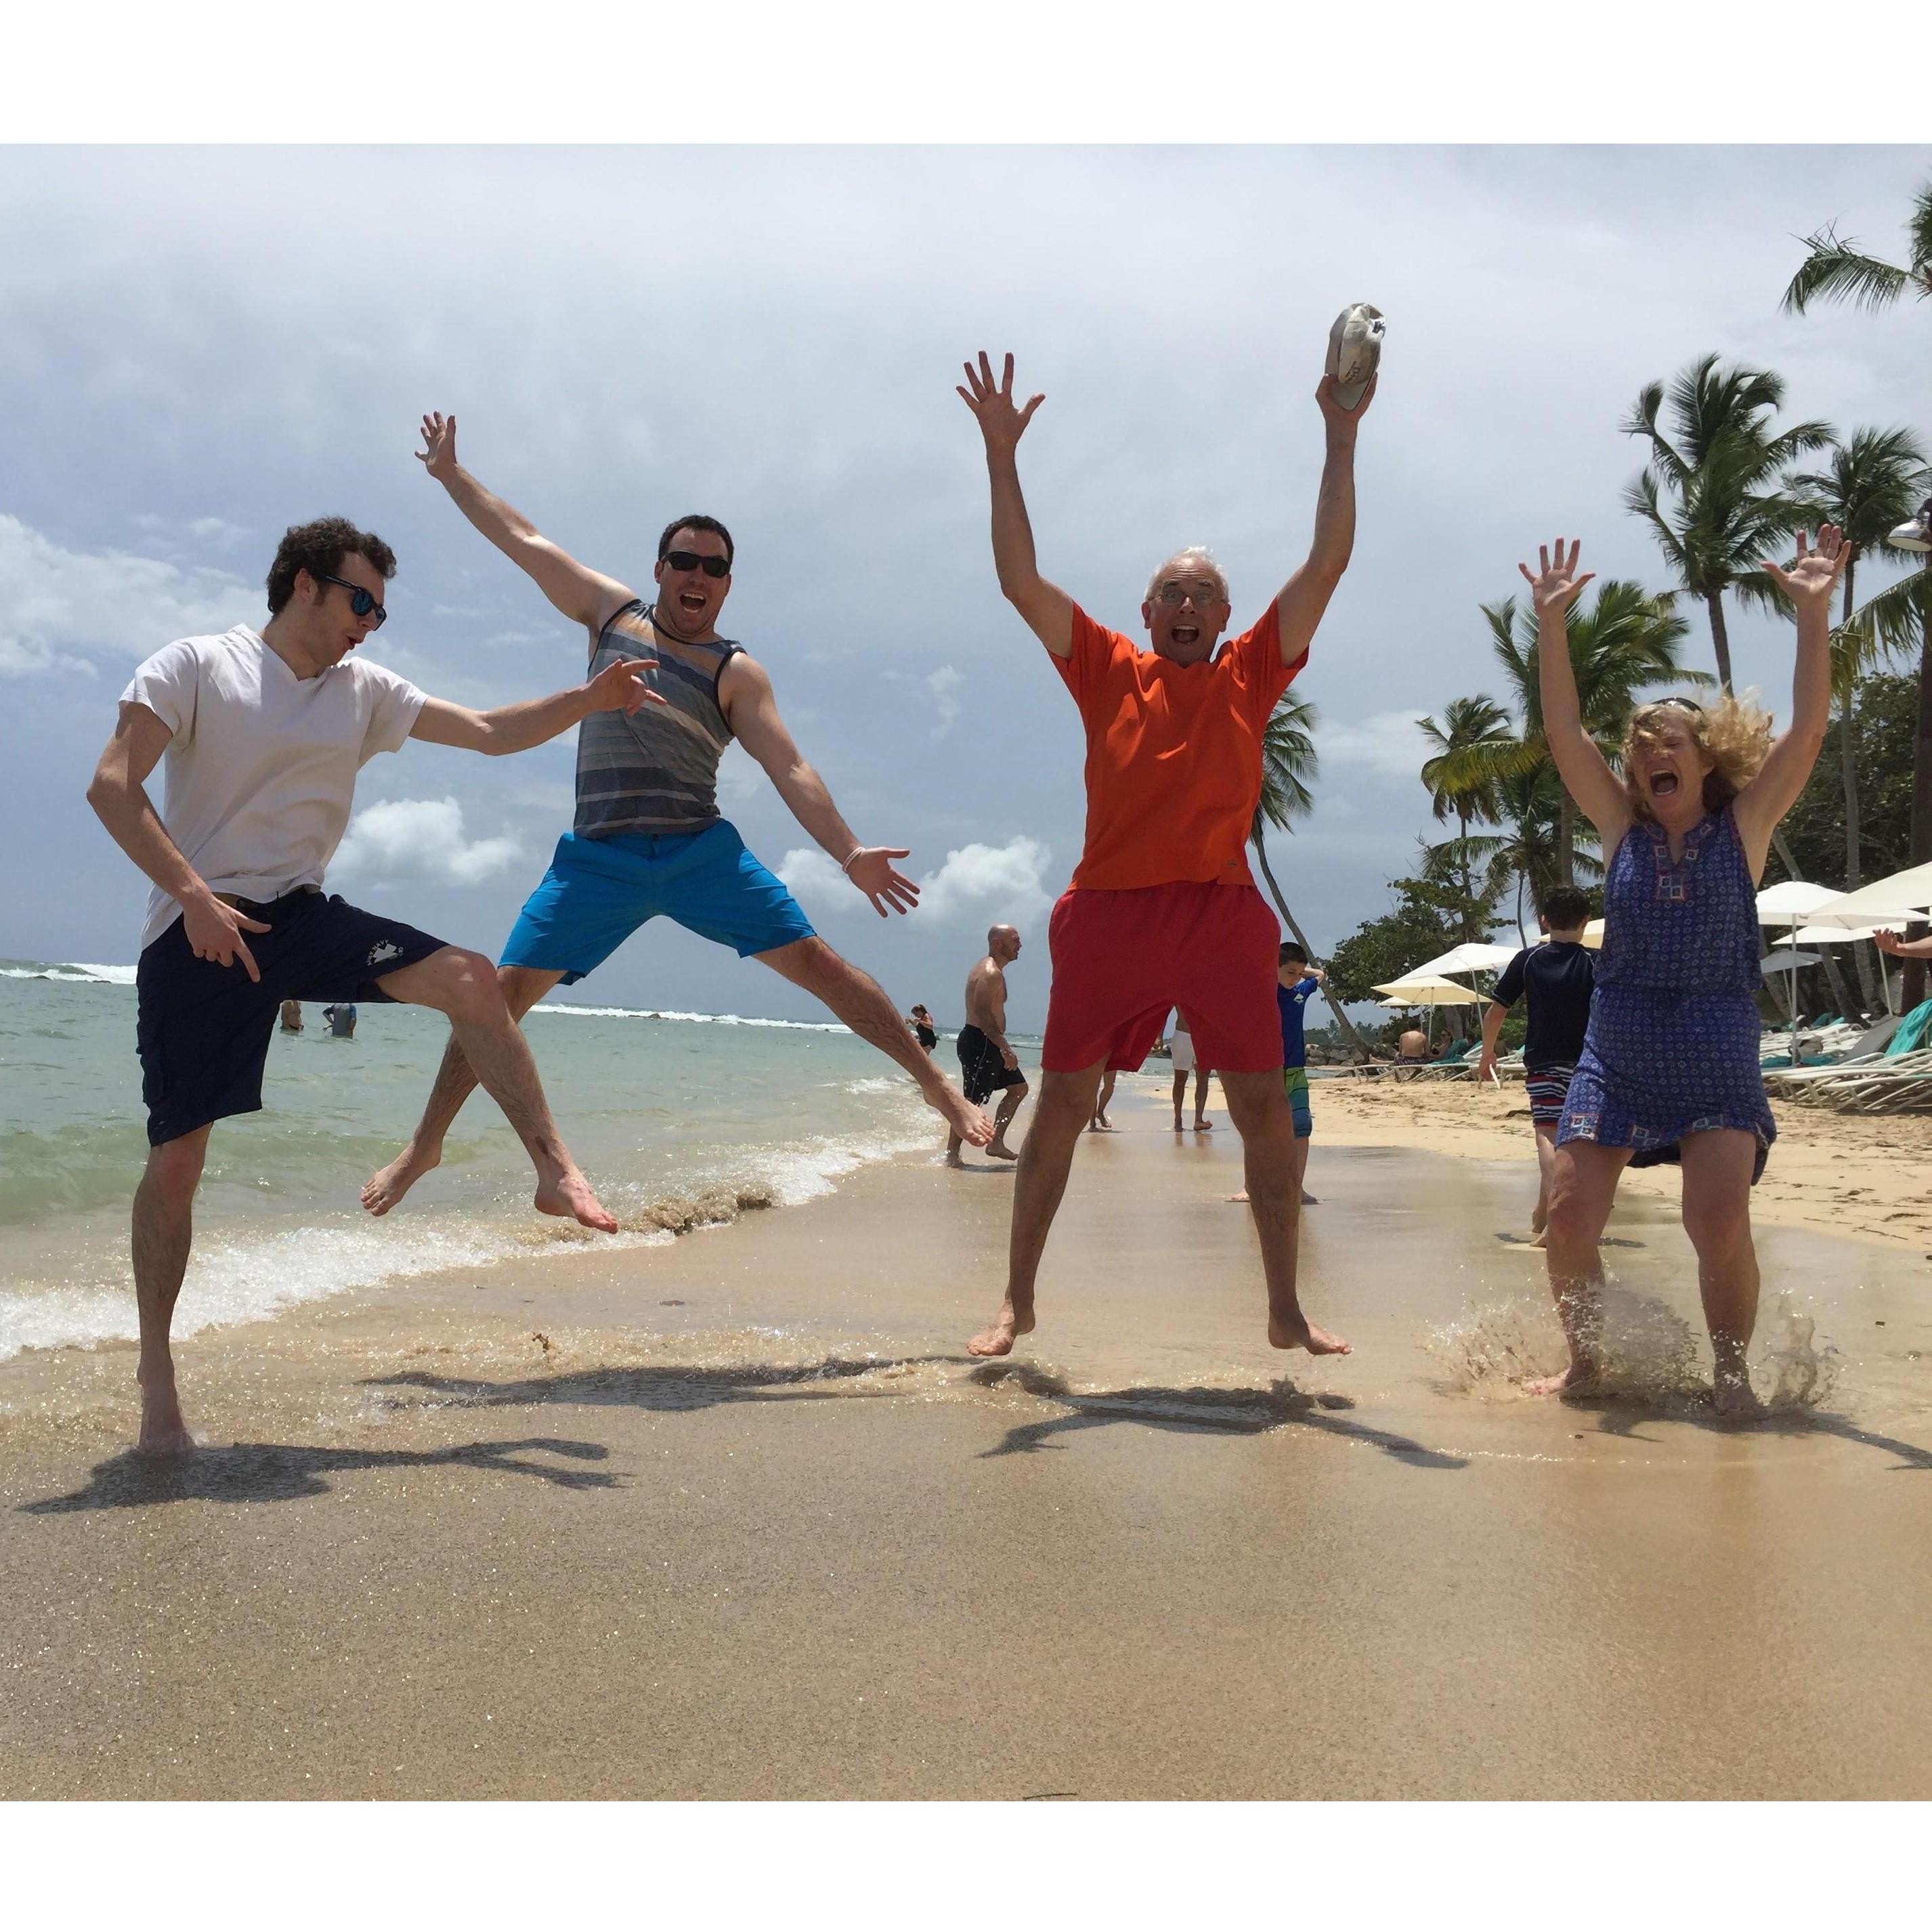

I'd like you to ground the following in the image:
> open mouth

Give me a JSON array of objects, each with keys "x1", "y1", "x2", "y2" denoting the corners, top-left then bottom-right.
[
  {"x1": 1648, "y1": 769, "x2": 1679, "y2": 798},
  {"x1": 1171, "y1": 624, "x2": 1200, "y2": 647},
  {"x1": 677, "y1": 590, "x2": 708, "y2": 615}
]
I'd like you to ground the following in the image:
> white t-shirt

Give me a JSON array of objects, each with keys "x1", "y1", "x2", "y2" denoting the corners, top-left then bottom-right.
[{"x1": 121, "y1": 626, "x2": 427, "y2": 950}]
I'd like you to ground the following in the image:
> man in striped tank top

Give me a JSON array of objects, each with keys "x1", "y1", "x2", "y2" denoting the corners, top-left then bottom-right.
[{"x1": 363, "y1": 413, "x2": 993, "y2": 1215}]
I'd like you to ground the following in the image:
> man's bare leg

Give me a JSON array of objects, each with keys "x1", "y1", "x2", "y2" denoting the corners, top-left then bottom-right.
[
  {"x1": 1528, "y1": 1139, "x2": 1627, "y2": 1396},
  {"x1": 131, "y1": 1125, "x2": 211, "y2": 1457},
  {"x1": 1088, "y1": 1068, "x2": 1117, "y2": 1131},
  {"x1": 1171, "y1": 1069, "x2": 1186, "y2": 1131},
  {"x1": 1193, "y1": 1069, "x2": 1213, "y2": 1129},
  {"x1": 372, "y1": 949, "x2": 615, "y2": 1231},
  {"x1": 1680, "y1": 1129, "x2": 1767, "y2": 1421},
  {"x1": 364, "y1": 964, "x2": 564, "y2": 1214},
  {"x1": 1528, "y1": 1120, "x2": 1558, "y2": 1246},
  {"x1": 760, "y1": 937, "x2": 993, "y2": 1149},
  {"x1": 1290, "y1": 1132, "x2": 1316, "y2": 1206},
  {"x1": 968, "y1": 1062, "x2": 1102, "y2": 1356},
  {"x1": 1221, "y1": 1070, "x2": 1350, "y2": 1356},
  {"x1": 987, "y1": 1081, "x2": 1029, "y2": 1160}
]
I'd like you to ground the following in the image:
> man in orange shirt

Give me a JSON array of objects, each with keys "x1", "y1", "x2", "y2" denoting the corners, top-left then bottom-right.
[{"x1": 955, "y1": 349, "x2": 1373, "y2": 1361}]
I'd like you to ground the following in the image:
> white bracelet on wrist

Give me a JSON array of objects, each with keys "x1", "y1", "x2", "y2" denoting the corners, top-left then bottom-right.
[{"x1": 840, "y1": 847, "x2": 865, "y2": 874}]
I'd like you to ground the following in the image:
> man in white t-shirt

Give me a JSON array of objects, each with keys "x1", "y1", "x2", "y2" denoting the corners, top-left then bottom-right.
[{"x1": 88, "y1": 514, "x2": 659, "y2": 1458}]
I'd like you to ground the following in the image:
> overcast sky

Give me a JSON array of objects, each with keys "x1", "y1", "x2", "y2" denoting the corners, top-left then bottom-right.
[{"x1": 5, "y1": 146, "x2": 1928, "y2": 1029}]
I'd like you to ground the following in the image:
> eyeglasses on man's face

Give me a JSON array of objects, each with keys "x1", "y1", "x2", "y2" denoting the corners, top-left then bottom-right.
[{"x1": 1152, "y1": 580, "x2": 1226, "y2": 607}]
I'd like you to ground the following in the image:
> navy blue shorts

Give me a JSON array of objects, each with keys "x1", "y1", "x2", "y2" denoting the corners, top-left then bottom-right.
[
  {"x1": 500, "y1": 822, "x2": 816, "y2": 983},
  {"x1": 135, "y1": 889, "x2": 447, "y2": 1146}
]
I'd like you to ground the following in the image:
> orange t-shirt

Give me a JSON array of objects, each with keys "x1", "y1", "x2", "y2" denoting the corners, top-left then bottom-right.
[{"x1": 1053, "y1": 599, "x2": 1302, "y2": 892}]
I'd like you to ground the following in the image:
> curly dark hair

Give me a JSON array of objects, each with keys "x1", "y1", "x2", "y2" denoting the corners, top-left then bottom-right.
[
  {"x1": 656, "y1": 513, "x2": 734, "y2": 569},
  {"x1": 265, "y1": 517, "x2": 398, "y2": 616}
]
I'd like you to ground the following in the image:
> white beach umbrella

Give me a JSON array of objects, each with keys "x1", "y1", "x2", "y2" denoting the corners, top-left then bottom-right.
[
  {"x1": 1372, "y1": 976, "x2": 1481, "y2": 1004},
  {"x1": 1402, "y1": 942, "x2": 1522, "y2": 978},
  {"x1": 1754, "y1": 880, "x2": 1841, "y2": 926},
  {"x1": 1581, "y1": 918, "x2": 1605, "y2": 951},
  {"x1": 1760, "y1": 949, "x2": 1822, "y2": 974},
  {"x1": 1791, "y1": 924, "x2": 1884, "y2": 945},
  {"x1": 1810, "y1": 862, "x2": 1932, "y2": 924}
]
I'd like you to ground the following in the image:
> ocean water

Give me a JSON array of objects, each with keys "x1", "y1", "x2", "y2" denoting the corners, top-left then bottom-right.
[{"x1": 0, "y1": 960, "x2": 997, "y2": 1361}]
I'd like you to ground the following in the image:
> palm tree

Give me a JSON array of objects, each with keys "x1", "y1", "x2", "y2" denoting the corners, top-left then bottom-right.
[
  {"x1": 1486, "y1": 765, "x2": 1602, "y2": 939},
  {"x1": 1418, "y1": 695, "x2": 1514, "y2": 914},
  {"x1": 1623, "y1": 353, "x2": 1830, "y2": 692},
  {"x1": 1249, "y1": 690, "x2": 1371, "y2": 1060},
  {"x1": 1786, "y1": 427, "x2": 1931, "y2": 1011},
  {"x1": 1782, "y1": 179, "x2": 1932, "y2": 316},
  {"x1": 1471, "y1": 580, "x2": 1700, "y2": 882},
  {"x1": 1782, "y1": 184, "x2": 1932, "y2": 1010}
]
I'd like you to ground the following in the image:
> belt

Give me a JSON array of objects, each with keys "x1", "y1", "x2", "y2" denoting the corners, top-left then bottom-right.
[{"x1": 214, "y1": 884, "x2": 321, "y2": 920}]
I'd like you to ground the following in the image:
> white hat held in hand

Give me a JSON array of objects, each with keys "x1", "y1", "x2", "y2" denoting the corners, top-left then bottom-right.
[{"x1": 1327, "y1": 303, "x2": 1385, "y2": 410}]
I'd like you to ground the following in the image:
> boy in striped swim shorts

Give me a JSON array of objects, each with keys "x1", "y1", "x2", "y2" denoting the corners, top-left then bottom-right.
[{"x1": 1477, "y1": 884, "x2": 1596, "y2": 1246}]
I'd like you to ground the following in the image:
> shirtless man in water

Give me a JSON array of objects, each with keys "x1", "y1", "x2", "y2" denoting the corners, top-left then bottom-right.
[
  {"x1": 955, "y1": 349, "x2": 1369, "y2": 1361},
  {"x1": 362, "y1": 413, "x2": 993, "y2": 1215},
  {"x1": 948, "y1": 924, "x2": 1028, "y2": 1165}
]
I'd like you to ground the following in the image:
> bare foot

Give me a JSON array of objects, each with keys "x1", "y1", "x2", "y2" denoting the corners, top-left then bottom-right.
[
  {"x1": 966, "y1": 1301, "x2": 1035, "y2": 1357},
  {"x1": 1268, "y1": 1312, "x2": 1352, "y2": 1355},
  {"x1": 1713, "y1": 1376, "x2": 1768, "y2": 1423},
  {"x1": 1227, "y1": 1189, "x2": 1249, "y2": 1203},
  {"x1": 986, "y1": 1140, "x2": 1020, "y2": 1161},
  {"x1": 928, "y1": 1081, "x2": 995, "y2": 1148},
  {"x1": 1527, "y1": 1228, "x2": 1548, "y2": 1249},
  {"x1": 137, "y1": 1384, "x2": 196, "y2": 1459},
  {"x1": 1524, "y1": 1360, "x2": 1600, "y2": 1398},
  {"x1": 1193, "y1": 1117, "x2": 1213, "y2": 1131},
  {"x1": 534, "y1": 1164, "x2": 620, "y2": 1234},
  {"x1": 945, "y1": 1151, "x2": 966, "y2": 1169},
  {"x1": 362, "y1": 1138, "x2": 440, "y2": 1216},
  {"x1": 1302, "y1": 1190, "x2": 1319, "y2": 1206}
]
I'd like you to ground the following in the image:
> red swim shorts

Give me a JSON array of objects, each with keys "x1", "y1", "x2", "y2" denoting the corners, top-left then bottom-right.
[{"x1": 1040, "y1": 882, "x2": 1284, "y2": 1075}]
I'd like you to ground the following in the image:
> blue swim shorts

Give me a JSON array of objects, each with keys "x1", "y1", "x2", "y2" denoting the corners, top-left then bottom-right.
[
  {"x1": 1284, "y1": 1065, "x2": 1312, "y2": 1140},
  {"x1": 501, "y1": 823, "x2": 816, "y2": 983}
]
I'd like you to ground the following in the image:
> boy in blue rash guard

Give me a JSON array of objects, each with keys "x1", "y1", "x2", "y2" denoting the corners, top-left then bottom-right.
[{"x1": 1231, "y1": 941, "x2": 1325, "y2": 1207}]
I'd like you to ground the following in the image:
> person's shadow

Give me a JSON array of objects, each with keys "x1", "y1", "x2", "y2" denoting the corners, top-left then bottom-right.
[
  {"x1": 966, "y1": 1362, "x2": 1468, "y2": 1469},
  {"x1": 20, "y1": 1436, "x2": 614, "y2": 1514},
  {"x1": 362, "y1": 1354, "x2": 960, "y2": 1415}
]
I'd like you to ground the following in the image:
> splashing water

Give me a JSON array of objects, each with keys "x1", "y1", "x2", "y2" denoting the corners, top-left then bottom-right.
[{"x1": 1756, "y1": 1292, "x2": 1841, "y2": 1412}]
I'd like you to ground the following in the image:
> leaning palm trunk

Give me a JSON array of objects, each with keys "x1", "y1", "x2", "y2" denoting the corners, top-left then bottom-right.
[
  {"x1": 1704, "y1": 589, "x2": 1736, "y2": 693},
  {"x1": 1837, "y1": 563, "x2": 1883, "y2": 1014},
  {"x1": 1251, "y1": 832, "x2": 1372, "y2": 1062}
]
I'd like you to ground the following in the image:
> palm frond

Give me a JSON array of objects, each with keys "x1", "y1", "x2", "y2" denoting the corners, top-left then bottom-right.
[
  {"x1": 1850, "y1": 567, "x2": 1932, "y2": 662},
  {"x1": 1782, "y1": 228, "x2": 1912, "y2": 314}
]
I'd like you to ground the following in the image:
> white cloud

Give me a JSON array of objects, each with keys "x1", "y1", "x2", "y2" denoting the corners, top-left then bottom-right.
[
  {"x1": 1321, "y1": 710, "x2": 1435, "y2": 782},
  {"x1": 330, "y1": 797, "x2": 520, "y2": 888},
  {"x1": 0, "y1": 513, "x2": 248, "y2": 675},
  {"x1": 779, "y1": 834, "x2": 1053, "y2": 928},
  {"x1": 927, "y1": 664, "x2": 963, "y2": 739}
]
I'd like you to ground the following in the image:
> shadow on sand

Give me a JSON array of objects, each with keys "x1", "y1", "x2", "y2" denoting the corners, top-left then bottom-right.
[
  {"x1": 966, "y1": 1362, "x2": 1468, "y2": 1469},
  {"x1": 364, "y1": 1354, "x2": 959, "y2": 1415},
  {"x1": 1575, "y1": 1398, "x2": 1932, "y2": 1468},
  {"x1": 20, "y1": 1436, "x2": 615, "y2": 1514},
  {"x1": 366, "y1": 1352, "x2": 1468, "y2": 1470}
]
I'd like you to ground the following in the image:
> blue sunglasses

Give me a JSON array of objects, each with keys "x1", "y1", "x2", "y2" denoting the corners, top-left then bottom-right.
[{"x1": 318, "y1": 572, "x2": 387, "y2": 628}]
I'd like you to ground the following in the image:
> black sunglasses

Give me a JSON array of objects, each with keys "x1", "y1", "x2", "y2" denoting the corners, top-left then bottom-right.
[
  {"x1": 661, "y1": 549, "x2": 731, "y2": 580},
  {"x1": 317, "y1": 572, "x2": 387, "y2": 628},
  {"x1": 1654, "y1": 697, "x2": 1704, "y2": 714}
]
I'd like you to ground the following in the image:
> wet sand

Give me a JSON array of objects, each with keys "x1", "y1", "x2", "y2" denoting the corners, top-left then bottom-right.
[{"x1": 3, "y1": 1077, "x2": 1931, "y2": 1799}]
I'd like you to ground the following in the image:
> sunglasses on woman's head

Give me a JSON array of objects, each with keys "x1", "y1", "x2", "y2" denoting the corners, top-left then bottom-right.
[
  {"x1": 317, "y1": 573, "x2": 387, "y2": 628},
  {"x1": 662, "y1": 549, "x2": 731, "y2": 580},
  {"x1": 1654, "y1": 697, "x2": 1703, "y2": 714}
]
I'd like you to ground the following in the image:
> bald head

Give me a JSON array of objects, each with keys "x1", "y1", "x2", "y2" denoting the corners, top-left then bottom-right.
[{"x1": 987, "y1": 924, "x2": 1023, "y2": 964}]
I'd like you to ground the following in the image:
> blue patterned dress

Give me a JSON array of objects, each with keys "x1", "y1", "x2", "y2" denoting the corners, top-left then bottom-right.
[{"x1": 1558, "y1": 807, "x2": 1775, "y2": 1181}]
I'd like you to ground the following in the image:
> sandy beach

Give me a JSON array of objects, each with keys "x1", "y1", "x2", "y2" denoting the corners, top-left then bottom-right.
[{"x1": 3, "y1": 1075, "x2": 1931, "y2": 1800}]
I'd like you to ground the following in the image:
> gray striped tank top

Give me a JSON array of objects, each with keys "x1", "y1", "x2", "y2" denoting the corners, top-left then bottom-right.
[{"x1": 575, "y1": 601, "x2": 743, "y2": 837}]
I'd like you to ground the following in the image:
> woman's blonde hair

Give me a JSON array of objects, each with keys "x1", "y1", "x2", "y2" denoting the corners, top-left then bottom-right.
[{"x1": 1620, "y1": 695, "x2": 1772, "y2": 819}]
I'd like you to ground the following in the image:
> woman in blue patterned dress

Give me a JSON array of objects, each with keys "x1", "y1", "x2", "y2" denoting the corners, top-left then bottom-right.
[{"x1": 1520, "y1": 530, "x2": 1846, "y2": 1419}]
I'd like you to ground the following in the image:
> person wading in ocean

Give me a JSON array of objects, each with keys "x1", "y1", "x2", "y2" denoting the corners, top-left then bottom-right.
[
  {"x1": 88, "y1": 517, "x2": 656, "y2": 1456},
  {"x1": 949, "y1": 924, "x2": 1028, "y2": 1165},
  {"x1": 363, "y1": 413, "x2": 993, "y2": 1216},
  {"x1": 953, "y1": 350, "x2": 1371, "y2": 1360}
]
